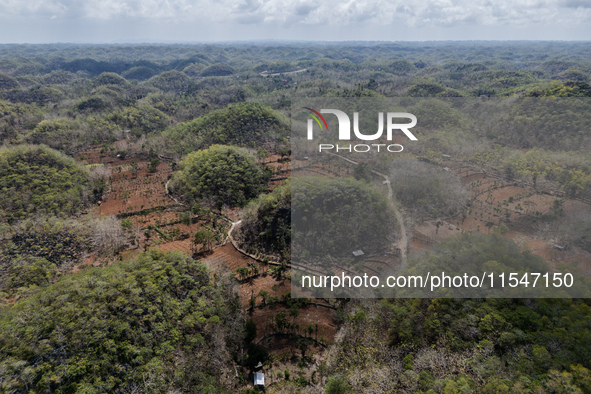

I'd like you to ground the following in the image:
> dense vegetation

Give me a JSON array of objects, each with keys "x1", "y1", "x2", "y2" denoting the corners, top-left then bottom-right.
[
  {"x1": 157, "y1": 102, "x2": 289, "y2": 157},
  {"x1": 0, "y1": 42, "x2": 589, "y2": 393},
  {"x1": 0, "y1": 218, "x2": 89, "y2": 297},
  {"x1": 0, "y1": 43, "x2": 589, "y2": 202},
  {"x1": 170, "y1": 145, "x2": 270, "y2": 208},
  {"x1": 324, "y1": 235, "x2": 591, "y2": 393},
  {"x1": 0, "y1": 250, "x2": 242, "y2": 393},
  {"x1": 292, "y1": 177, "x2": 397, "y2": 261},
  {"x1": 328, "y1": 298, "x2": 591, "y2": 393},
  {"x1": 238, "y1": 182, "x2": 291, "y2": 262},
  {"x1": 389, "y1": 158, "x2": 469, "y2": 220},
  {"x1": 0, "y1": 216, "x2": 128, "y2": 300},
  {"x1": 0, "y1": 145, "x2": 100, "y2": 222}
]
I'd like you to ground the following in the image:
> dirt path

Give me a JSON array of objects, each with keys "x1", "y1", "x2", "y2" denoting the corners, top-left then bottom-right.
[
  {"x1": 226, "y1": 219, "x2": 283, "y2": 265},
  {"x1": 325, "y1": 153, "x2": 408, "y2": 266}
]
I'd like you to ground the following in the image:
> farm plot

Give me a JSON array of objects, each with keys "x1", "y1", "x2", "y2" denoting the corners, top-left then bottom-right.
[
  {"x1": 292, "y1": 160, "x2": 352, "y2": 179},
  {"x1": 202, "y1": 243, "x2": 259, "y2": 272},
  {"x1": 91, "y1": 149, "x2": 340, "y2": 360},
  {"x1": 142, "y1": 213, "x2": 228, "y2": 256},
  {"x1": 99, "y1": 162, "x2": 174, "y2": 216},
  {"x1": 249, "y1": 304, "x2": 337, "y2": 344},
  {"x1": 460, "y1": 172, "x2": 486, "y2": 185},
  {"x1": 128, "y1": 211, "x2": 180, "y2": 228},
  {"x1": 414, "y1": 221, "x2": 462, "y2": 242},
  {"x1": 418, "y1": 165, "x2": 591, "y2": 274},
  {"x1": 77, "y1": 146, "x2": 142, "y2": 167},
  {"x1": 409, "y1": 236, "x2": 435, "y2": 257},
  {"x1": 265, "y1": 154, "x2": 291, "y2": 173},
  {"x1": 354, "y1": 254, "x2": 401, "y2": 276},
  {"x1": 201, "y1": 239, "x2": 338, "y2": 348},
  {"x1": 153, "y1": 238, "x2": 193, "y2": 255},
  {"x1": 76, "y1": 147, "x2": 110, "y2": 165},
  {"x1": 239, "y1": 275, "x2": 291, "y2": 309}
]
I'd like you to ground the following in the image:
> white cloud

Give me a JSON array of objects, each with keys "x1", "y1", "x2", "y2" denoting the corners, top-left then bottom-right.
[
  {"x1": 562, "y1": 0, "x2": 591, "y2": 8},
  {"x1": 0, "y1": 0, "x2": 68, "y2": 17},
  {"x1": 0, "y1": 0, "x2": 589, "y2": 40}
]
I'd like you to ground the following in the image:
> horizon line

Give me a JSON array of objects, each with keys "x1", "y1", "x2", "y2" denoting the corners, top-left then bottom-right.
[{"x1": 1, "y1": 39, "x2": 591, "y2": 46}]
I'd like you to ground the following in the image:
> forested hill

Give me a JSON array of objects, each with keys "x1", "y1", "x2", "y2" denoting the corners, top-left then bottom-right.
[{"x1": 0, "y1": 42, "x2": 590, "y2": 393}]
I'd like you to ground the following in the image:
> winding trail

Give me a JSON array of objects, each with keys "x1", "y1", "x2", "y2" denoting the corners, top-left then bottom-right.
[
  {"x1": 165, "y1": 155, "x2": 407, "y2": 267},
  {"x1": 325, "y1": 152, "x2": 408, "y2": 267}
]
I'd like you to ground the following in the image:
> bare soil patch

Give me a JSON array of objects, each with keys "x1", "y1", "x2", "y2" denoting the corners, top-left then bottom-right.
[
  {"x1": 202, "y1": 243, "x2": 260, "y2": 272},
  {"x1": 99, "y1": 162, "x2": 174, "y2": 216},
  {"x1": 249, "y1": 304, "x2": 337, "y2": 344}
]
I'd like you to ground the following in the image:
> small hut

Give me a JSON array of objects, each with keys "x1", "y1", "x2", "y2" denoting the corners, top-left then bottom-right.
[
  {"x1": 254, "y1": 372, "x2": 265, "y2": 386},
  {"x1": 352, "y1": 249, "x2": 365, "y2": 257}
]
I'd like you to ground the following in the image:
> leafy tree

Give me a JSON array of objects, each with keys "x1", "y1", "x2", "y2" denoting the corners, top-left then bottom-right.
[
  {"x1": 325, "y1": 374, "x2": 353, "y2": 394},
  {"x1": 109, "y1": 103, "x2": 170, "y2": 135},
  {"x1": 193, "y1": 230, "x2": 215, "y2": 253},
  {"x1": 41, "y1": 70, "x2": 77, "y2": 85},
  {"x1": 170, "y1": 145, "x2": 269, "y2": 208},
  {"x1": 257, "y1": 148, "x2": 268, "y2": 163},
  {"x1": 236, "y1": 266, "x2": 249, "y2": 281},
  {"x1": 121, "y1": 218, "x2": 133, "y2": 230},
  {"x1": 160, "y1": 102, "x2": 289, "y2": 156},
  {"x1": 92, "y1": 72, "x2": 128, "y2": 87},
  {"x1": 526, "y1": 81, "x2": 591, "y2": 97},
  {"x1": 122, "y1": 66, "x2": 158, "y2": 81},
  {"x1": 0, "y1": 145, "x2": 97, "y2": 222},
  {"x1": 0, "y1": 250, "x2": 243, "y2": 393},
  {"x1": 76, "y1": 95, "x2": 113, "y2": 112},
  {"x1": 353, "y1": 162, "x2": 373, "y2": 183},
  {"x1": 148, "y1": 157, "x2": 160, "y2": 173},
  {"x1": 182, "y1": 63, "x2": 205, "y2": 77},
  {"x1": 406, "y1": 78, "x2": 460, "y2": 97},
  {"x1": 148, "y1": 70, "x2": 192, "y2": 93},
  {"x1": 30, "y1": 118, "x2": 77, "y2": 149},
  {"x1": 389, "y1": 158, "x2": 469, "y2": 220},
  {"x1": 201, "y1": 63, "x2": 234, "y2": 77},
  {"x1": 239, "y1": 182, "x2": 291, "y2": 261},
  {"x1": 0, "y1": 73, "x2": 19, "y2": 90},
  {"x1": 5, "y1": 257, "x2": 56, "y2": 289},
  {"x1": 292, "y1": 177, "x2": 397, "y2": 260},
  {"x1": 387, "y1": 59, "x2": 416, "y2": 76},
  {"x1": 257, "y1": 290, "x2": 269, "y2": 306}
]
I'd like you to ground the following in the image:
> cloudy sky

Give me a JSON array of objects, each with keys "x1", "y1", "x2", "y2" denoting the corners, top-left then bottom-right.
[{"x1": 0, "y1": 0, "x2": 589, "y2": 43}]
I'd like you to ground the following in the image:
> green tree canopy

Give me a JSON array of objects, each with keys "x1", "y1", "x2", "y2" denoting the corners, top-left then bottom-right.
[
  {"x1": 170, "y1": 144, "x2": 269, "y2": 208},
  {"x1": 0, "y1": 145, "x2": 97, "y2": 222},
  {"x1": 160, "y1": 102, "x2": 289, "y2": 156},
  {"x1": 0, "y1": 250, "x2": 242, "y2": 393},
  {"x1": 239, "y1": 181, "x2": 291, "y2": 261},
  {"x1": 292, "y1": 176, "x2": 397, "y2": 260}
]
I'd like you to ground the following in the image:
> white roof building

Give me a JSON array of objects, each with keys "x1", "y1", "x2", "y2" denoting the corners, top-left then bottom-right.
[{"x1": 254, "y1": 373, "x2": 265, "y2": 386}]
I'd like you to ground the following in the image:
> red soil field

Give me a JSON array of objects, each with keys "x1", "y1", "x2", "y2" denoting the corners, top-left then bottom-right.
[
  {"x1": 99, "y1": 163, "x2": 174, "y2": 216},
  {"x1": 153, "y1": 238, "x2": 193, "y2": 255},
  {"x1": 239, "y1": 275, "x2": 291, "y2": 308},
  {"x1": 403, "y1": 163, "x2": 591, "y2": 273},
  {"x1": 202, "y1": 243, "x2": 260, "y2": 272},
  {"x1": 249, "y1": 304, "x2": 337, "y2": 344},
  {"x1": 79, "y1": 149, "x2": 339, "y2": 358}
]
